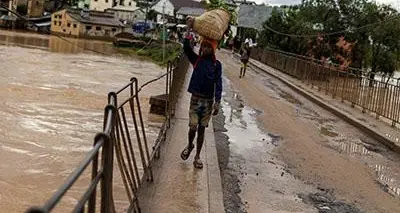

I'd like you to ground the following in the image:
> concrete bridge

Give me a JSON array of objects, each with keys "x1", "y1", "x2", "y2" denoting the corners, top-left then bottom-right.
[{"x1": 27, "y1": 48, "x2": 400, "y2": 213}]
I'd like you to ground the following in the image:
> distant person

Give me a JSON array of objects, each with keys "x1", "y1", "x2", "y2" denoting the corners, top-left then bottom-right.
[
  {"x1": 228, "y1": 37, "x2": 234, "y2": 54},
  {"x1": 180, "y1": 18, "x2": 223, "y2": 169},
  {"x1": 239, "y1": 42, "x2": 251, "y2": 78}
]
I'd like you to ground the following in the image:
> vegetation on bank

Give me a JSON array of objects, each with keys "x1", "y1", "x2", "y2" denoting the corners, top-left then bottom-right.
[
  {"x1": 115, "y1": 39, "x2": 182, "y2": 66},
  {"x1": 258, "y1": 0, "x2": 400, "y2": 78}
]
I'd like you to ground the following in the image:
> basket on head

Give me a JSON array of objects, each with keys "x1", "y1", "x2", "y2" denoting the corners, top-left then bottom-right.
[{"x1": 193, "y1": 9, "x2": 231, "y2": 41}]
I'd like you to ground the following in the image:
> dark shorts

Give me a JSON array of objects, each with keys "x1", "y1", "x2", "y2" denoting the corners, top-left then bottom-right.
[
  {"x1": 189, "y1": 95, "x2": 214, "y2": 128},
  {"x1": 241, "y1": 59, "x2": 249, "y2": 68}
]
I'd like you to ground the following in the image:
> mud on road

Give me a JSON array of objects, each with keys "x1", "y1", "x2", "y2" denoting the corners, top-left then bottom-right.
[{"x1": 213, "y1": 51, "x2": 400, "y2": 213}]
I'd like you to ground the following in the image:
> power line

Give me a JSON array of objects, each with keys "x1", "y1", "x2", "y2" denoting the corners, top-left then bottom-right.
[{"x1": 263, "y1": 14, "x2": 400, "y2": 38}]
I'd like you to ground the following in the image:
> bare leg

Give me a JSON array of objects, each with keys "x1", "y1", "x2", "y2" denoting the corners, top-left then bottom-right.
[
  {"x1": 188, "y1": 127, "x2": 196, "y2": 147},
  {"x1": 181, "y1": 126, "x2": 196, "y2": 160},
  {"x1": 194, "y1": 125, "x2": 206, "y2": 159}
]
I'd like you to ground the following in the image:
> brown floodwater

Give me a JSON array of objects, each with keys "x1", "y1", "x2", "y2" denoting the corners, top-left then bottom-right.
[{"x1": 0, "y1": 30, "x2": 165, "y2": 212}]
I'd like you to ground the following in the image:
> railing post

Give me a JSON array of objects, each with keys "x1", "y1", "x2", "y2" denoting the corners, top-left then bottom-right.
[
  {"x1": 97, "y1": 132, "x2": 114, "y2": 213},
  {"x1": 99, "y1": 100, "x2": 116, "y2": 213}
]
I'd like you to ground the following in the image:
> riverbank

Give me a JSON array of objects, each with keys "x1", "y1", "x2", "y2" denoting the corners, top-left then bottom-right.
[
  {"x1": 115, "y1": 40, "x2": 181, "y2": 66},
  {"x1": 0, "y1": 29, "x2": 181, "y2": 66}
]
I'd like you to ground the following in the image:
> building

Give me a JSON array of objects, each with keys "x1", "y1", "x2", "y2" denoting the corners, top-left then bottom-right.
[
  {"x1": 51, "y1": 9, "x2": 124, "y2": 40},
  {"x1": 176, "y1": 7, "x2": 205, "y2": 19},
  {"x1": 90, "y1": 0, "x2": 137, "y2": 11},
  {"x1": 151, "y1": 0, "x2": 204, "y2": 23},
  {"x1": 27, "y1": 0, "x2": 45, "y2": 17},
  {"x1": 89, "y1": 0, "x2": 113, "y2": 12},
  {"x1": 104, "y1": 3, "x2": 141, "y2": 23}
]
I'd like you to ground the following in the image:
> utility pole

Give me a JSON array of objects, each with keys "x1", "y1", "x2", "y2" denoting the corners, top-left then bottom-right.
[
  {"x1": 144, "y1": 0, "x2": 149, "y2": 37},
  {"x1": 162, "y1": 0, "x2": 166, "y2": 62}
]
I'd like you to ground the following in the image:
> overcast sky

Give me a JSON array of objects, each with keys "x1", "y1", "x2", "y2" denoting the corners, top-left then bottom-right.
[{"x1": 253, "y1": 0, "x2": 400, "y2": 9}]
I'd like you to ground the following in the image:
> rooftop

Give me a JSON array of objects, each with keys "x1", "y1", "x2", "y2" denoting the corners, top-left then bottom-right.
[
  {"x1": 66, "y1": 9, "x2": 124, "y2": 27},
  {"x1": 169, "y1": 0, "x2": 205, "y2": 10},
  {"x1": 176, "y1": 7, "x2": 205, "y2": 17}
]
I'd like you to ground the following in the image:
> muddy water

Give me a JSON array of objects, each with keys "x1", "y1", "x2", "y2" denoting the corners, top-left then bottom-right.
[{"x1": 0, "y1": 30, "x2": 165, "y2": 212}]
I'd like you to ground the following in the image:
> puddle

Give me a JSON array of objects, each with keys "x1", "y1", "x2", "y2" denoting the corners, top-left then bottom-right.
[
  {"x1": 215, "y1": 77, "x2": 320, "y2": 213},
  {"x1": 221, "y1": 89, "x2": 274, "y2": 154},
  {"x1": 320, "y1": 126, "x2": 339, "y2": 137},
  {"x1": 261, "y1": 72, "x2": 400, "y2": 199},
  {"x1": 373, "y1": 164, "x2": 400, "y2": 197},
  {"x1": 299, "y1": 193, "x2": 363, "y2": 213},
  {"x1": 279, "y1": 91, "x2": 303, "y2": 106}
]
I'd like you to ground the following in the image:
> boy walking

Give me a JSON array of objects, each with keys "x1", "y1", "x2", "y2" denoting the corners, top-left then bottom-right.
[
  {"x1": 180, "y1": 19, "x2": 223, "y2": 169},
  {"x1": 240, "y1": 42, "x2": 251, "y2": 78}
]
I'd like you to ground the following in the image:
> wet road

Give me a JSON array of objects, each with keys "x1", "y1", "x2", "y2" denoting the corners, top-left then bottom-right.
[
  {"x1": 0, "y1": 30, "x2": 165, "y2": 212},
  {"x1": 215, "y1": 51, "x2": 400, "y2": 213}
]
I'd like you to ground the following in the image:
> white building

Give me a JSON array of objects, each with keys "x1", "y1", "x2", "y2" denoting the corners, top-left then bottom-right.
[
  {"x1": 151, "y1": 0, "x2": 204, "y2": 23},
  {"x1": 90, "y1": 0, "x2": 138, "y2": 12}
]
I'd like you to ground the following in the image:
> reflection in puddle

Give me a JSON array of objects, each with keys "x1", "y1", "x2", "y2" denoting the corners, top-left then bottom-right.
[
  {"x1": 262, "y1": 76, "x2": 400, "y2": 199},
  {"x1": 223, "y1": 91, "x2": 273, "y2": 153},
  {"x1": 373, "y1": 164, "x2": 400, "y2": 197},
  {"x1": 338, "y1": 140, "x2": 371, "y2": 155}
]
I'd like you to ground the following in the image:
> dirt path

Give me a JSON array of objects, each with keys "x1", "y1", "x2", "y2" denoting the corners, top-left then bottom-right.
[{"x1": 216, "y1": 51, "x2": 400, "y2": 213}]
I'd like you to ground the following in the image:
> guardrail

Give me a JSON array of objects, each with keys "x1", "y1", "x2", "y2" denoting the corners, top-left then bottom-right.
[
  {"x1": 26, "y1": 53, "x2": 189, "y2": 213},
  {"x1": 250, "y1": 48, "x2": 400, "y2": 127}
]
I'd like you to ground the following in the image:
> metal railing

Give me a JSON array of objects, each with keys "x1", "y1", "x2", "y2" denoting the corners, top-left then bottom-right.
[
  {"x1": 250, "y1": 48, "x2": 400, "y2": 127},
  {"x1": 26, "y1": 53, "x2": 189, "y2": 213}
]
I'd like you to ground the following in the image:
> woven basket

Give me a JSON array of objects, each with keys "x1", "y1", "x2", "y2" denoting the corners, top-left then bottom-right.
[{"x1": 193, "y1": 9, "x2": 231, "y2": 41}]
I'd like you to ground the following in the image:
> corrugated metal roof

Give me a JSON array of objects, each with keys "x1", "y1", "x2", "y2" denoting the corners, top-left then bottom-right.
[
  {"x1": 238, "y1": 5, "x2": 274, "y2": 30},
  {"x1": 66, "y1": 9, "x2": 124, "y2": 27},
  {"x1": 176, "y1": 7, "x2": 205, "y2": 16}
]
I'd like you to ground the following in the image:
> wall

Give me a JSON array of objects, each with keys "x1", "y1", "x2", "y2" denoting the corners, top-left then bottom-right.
[
  {"x1": 51, "y1": 10, "x2": 81, "y2": 37},
  {"x1": 105, "y1": 9, "x2": 143, "y2": 23},
  {"x1": 27, "y1": 0, "x2": 44, "y2": 17},
  {"x1": 80, "y1": 23, "x2": 122, "y2": 40},
  {"x1": 90, "y1": 0, "x2": 113, "y2": 11}
]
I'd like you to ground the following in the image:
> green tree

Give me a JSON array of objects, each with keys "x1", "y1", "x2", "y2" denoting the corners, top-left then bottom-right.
[{"x1": 260, "y1": 0, "x2": 400, "y2": 78}]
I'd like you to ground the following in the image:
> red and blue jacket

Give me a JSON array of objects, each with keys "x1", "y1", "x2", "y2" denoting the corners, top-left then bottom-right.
[{"x1": 183, "y1": 38, "x2": 223, "y2": 102}]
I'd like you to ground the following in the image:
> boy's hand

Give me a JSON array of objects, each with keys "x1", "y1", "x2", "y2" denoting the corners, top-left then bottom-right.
[{"x1": 213, "y1": 102, "x2": 220, "y2": 116}]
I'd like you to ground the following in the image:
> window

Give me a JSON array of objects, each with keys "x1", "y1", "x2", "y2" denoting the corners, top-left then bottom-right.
[
  {"x1": 129, "y1": 2, "x2": 131, "y2": 6},
  {"x1": 86, "y1": 25, "x2": 92, "y2": 30},
  {"x1": 96, "y1": 26, "x2": 101, "y2": 31},
  {"x1": 58, "y1": 21, "x2": 62, "y2": 26},
  {"x1": 73, "y1": 24, "x2": 77, "y2": 28},
  {"x1": 105, "y1": 0, "x2": 108, "y2": 2},
  {"x1": 63, "y1": 29, "x2": 66, "y2": 32},
  {"x1": 67, "y1": 23, "x2": 71, "y2": 27},
  {"x1": 60, "y1": 14, "x2": 63, "y2": 19},
  {"x1": 53, "y1": 21, "x2": 57, "y2": 25},
  {"x1": 112, "y1": 28, "x2": 116, "y2": 32}
]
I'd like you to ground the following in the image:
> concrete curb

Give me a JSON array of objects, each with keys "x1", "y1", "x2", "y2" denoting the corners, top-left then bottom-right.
[
  {"x1": 248, "y1": 59, "x2": 400, "y2": 154},
  {"x1": 205, "y1": 121, "x2": 225, "y2": 213}
]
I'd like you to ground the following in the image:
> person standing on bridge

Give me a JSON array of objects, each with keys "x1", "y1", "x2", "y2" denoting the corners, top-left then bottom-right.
[
  {"x1": 239, "y1": 41, "x2": 251, "y2": 78},
  {"x1": 180, "y1": 18, "x2": 223, "y2": 169}
]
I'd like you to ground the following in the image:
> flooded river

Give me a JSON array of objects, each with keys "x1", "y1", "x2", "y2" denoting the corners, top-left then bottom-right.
[{"x1": 0, "y1": 30, "x2": 165, "y2": 212}]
